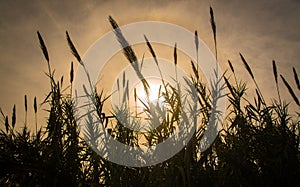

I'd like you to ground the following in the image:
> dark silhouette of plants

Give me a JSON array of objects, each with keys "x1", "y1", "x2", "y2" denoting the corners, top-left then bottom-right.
[{"x1": 0, "y1": 7, "x2": 299, "y2": 186}]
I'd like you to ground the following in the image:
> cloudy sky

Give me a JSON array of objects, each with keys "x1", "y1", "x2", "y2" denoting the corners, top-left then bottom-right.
[{"x1": 0, "y1": 0, "x2": 299, "y2": 129}]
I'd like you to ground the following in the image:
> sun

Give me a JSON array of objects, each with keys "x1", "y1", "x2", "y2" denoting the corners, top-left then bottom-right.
[{"x1": 132, "y1": 78, "x2": 166, "y2": 110}]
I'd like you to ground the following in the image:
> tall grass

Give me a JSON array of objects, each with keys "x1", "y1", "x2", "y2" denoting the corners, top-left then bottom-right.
[{"x1": 0, "y1": 7, "x2": 299, "y2": 186}]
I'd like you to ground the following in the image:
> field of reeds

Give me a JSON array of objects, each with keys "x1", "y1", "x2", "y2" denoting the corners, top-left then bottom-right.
[{"x1": 0, "y1": 7, "x2": 299, "y2": 186}]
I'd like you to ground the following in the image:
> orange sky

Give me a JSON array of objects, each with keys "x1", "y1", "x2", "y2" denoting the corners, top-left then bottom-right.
[{"x1": 0, "y1": 0, "x2": 299, "y2": 130}]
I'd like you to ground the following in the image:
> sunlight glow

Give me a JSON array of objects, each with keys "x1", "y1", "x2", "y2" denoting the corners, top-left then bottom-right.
[{"x1": 133, "y1": 78, "x2": 165, "y2": 109}]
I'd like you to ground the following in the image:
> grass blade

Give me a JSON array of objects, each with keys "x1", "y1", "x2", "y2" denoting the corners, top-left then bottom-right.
[
  {"x1": 122, "y1": 72, "x2": 126, "y2": 88},
  {"x1": 134, "y1": 88, "x2": 137, "y2": 103},
  {"x1": 223, "y1": 76, "x2": 234, "y2": 96},
  {"x1": 5, "y1": 116, "x2": 9, "y2": 133},
  {"x1": 293, "y1": 67, "x2": 300, "y2": 90},
  {"x1": 280, "y1": 75, "x2": 300, "y2": 106},
  {"x1": 117, "y1": 78, "x2": 120, "y2": 91},
  {"x1": 228, "y1": 60, "x2": 234, "y2": 73},
  {"x1": 61, "y1": 76, "x2": 64, "y2": 87},
  {"x1": 191, "y1": 60, "x2": 199, "y2": 80}
]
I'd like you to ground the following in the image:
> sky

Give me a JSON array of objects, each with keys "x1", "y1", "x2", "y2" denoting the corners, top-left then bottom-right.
[{"x1": 0, "y1": 0, "x2": 300, "y2": 130}]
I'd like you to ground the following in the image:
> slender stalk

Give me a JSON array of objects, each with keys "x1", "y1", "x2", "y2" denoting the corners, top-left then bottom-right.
[{"x1": 272, "y1": 60, "x2": 282, "y2": 105}]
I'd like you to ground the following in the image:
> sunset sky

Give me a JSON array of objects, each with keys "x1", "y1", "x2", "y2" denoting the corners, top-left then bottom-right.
[{"x1": 0, "y1": 0, "x2": 299, "y2": 130}]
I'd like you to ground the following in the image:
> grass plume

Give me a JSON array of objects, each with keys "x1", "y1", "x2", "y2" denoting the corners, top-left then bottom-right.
[
  {"x1": 272, "y1": 60, "x2": 281, "y2": 103},
  {"x1": 144, "y1": 35, "x2": 158, "y2": 66},
  {"x1": 240, "y1": 53, "x2": 254, "y2": 79},
  {"x1": 109, "y1": 16, "x2": 138, "y2": 65},
  {"x1": 210, "y1": 6, "x2": 217, "y2": 59},
  {"x1": 109, "y1": 16, "x2": 150, "y2": 95},
  {"x1": 34, "y1": 96, "x2": 37, "y2": 132},
  {"x1": 37, "y1": 31, "x2": 52, "y2": 76},
  {"x1": 24, "y1": 95, "x2": 27, "y2": 125},
  {"x1": 195, "y1": 30, "x2": 199, "y2": 53},
  {"x1": 12, "y1": 105, "x2": 16, "y2": 129},
  {"x1": 66, "y1": 31, "x2": 82, "y2": 64},
  {"x1": 70, "y1": 61, "x2": 74, "y2": 84},
  {"x1": 272, "y1": 60, "x2": 278, "y2": 84},
  {"x1": 174, "y1": 43, "x2": 177, "y2": 66},
  {"x1": 37, "y1": 31, "x2": 49, "y2": 62}
]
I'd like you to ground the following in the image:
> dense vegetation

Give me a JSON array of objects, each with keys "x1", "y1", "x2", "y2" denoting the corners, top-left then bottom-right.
[{"x1": 1, "y1": 8, "x2": 299, "y2": 186}]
